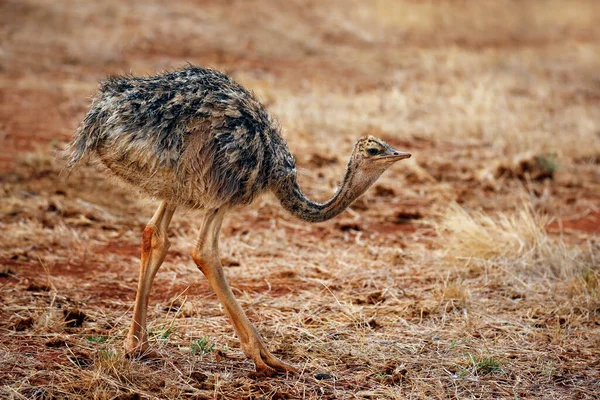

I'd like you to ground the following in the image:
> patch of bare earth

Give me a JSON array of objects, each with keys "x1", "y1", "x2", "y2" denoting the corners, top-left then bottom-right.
[{"x1": 1, "y1": 0, "x2": 600, "y2": 399}]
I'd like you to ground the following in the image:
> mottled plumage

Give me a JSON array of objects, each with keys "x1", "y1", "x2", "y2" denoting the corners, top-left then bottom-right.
[
  {"x1": 67, "y1": 66, "x2": 410, "y2": 376},
  {"x1": 69, "y1": 66, "x2": 294, "y2": 209}
]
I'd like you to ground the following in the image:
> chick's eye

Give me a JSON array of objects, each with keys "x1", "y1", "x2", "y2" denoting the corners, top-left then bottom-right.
[{"x1": 367, "y1": 148, "x2": 380, "y2": 156}]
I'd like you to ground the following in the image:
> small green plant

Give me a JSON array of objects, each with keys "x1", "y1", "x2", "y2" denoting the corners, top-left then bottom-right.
[
  {"x1": 542, "y1": 361, "x2": 556, "y2": 378},
  {"x1": 149, "y1": 326, "x2": 175, "y2": 341},
  {"x1": 475, "y1": 356, "x2": 502, "y2": 374},
  {"x1": 191, "y1": 337, "x2": 214, "y2": 356},
  {"x1": 87, "y1": 335, "x2": 107, "y2": 344},
  {"x1": 463, "y1": 352, "x2": 502, "y2": 375},
  {"x1": 537, "y1": 153, "x2": 558, "y2": 174}
]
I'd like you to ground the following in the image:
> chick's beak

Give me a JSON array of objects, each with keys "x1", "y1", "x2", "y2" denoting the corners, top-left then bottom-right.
[{"x1": 386, "y1": 150, "x2": 411, "y2": 161}]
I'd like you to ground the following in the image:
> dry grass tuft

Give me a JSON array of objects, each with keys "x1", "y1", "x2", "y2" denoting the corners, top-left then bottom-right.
[
  {"x1": 435, "y1": 277, "x2": 470, "y2": 312},
  {"x1": 436, "y1": 203, "x2": 595, "y2": 279}
]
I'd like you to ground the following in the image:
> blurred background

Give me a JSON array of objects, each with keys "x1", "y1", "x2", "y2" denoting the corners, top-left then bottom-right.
[{"x1": 2, "y1": 0, "x2": 600, "y2": 167}]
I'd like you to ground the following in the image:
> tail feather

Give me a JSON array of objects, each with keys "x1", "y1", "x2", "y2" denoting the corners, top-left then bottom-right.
[
  {"x1": 65, "y1": 104, "x2": 107, "y2": 169},
  {"x1": 66, "y1": 127, "x2": 89, "y2": 168}
]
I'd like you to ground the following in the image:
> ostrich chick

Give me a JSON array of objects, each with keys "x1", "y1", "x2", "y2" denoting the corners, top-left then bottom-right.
[{"x1": 67, "y1": 66, "x2": 411, "y2": 376}]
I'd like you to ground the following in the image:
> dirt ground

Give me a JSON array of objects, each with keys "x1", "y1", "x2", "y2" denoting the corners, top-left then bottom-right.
[{"x1": 1, "y1": 1, "x2": 600, "y2": 399}]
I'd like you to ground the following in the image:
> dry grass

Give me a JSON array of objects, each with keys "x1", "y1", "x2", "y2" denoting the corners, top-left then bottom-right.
[
  {"x1": 436, "y1": 203, "x2": 597, "y2": 279},
  {"x1": 1, "y1": 0, "x2": 600, "y2": 399}
]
